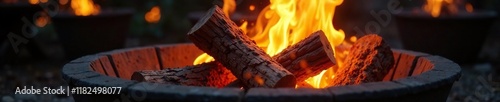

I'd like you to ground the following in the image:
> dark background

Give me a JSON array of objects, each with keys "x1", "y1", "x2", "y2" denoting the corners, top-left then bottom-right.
[{"x1": 1, "y1": 0, "x2": 499, "y2": 101}]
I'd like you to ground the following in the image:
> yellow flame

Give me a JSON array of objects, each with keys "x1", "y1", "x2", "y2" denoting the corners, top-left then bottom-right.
[
  {"x1": 145, "y1": 6, "x2": 161, "y2": 23},
  {"x1": 222, "y1": 0, "x2": 236, "y2": 17},
  {"x1": 71, "y1": 0, "x2": 100, "y2": 16},
  {"x1": 194, "y1": 0, "x2": 346, "y2": 88},
  {"x1": 193, "y1": 53, "x2": 214, "y2": 64},
  {"x1": 423, "y1": 0, "x2": 473, "y2": 18},
  {"x1": 305, "y1": 69, "x2": 327, "y2": 88}
]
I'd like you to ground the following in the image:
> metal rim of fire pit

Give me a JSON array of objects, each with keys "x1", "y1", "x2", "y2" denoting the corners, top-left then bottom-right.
[
  {"x1": 62, "y1": 43, "x2": 461, "y2": 102},
  {"x1": 393, "y1": 10, "x2": 497, "y2": 64}
]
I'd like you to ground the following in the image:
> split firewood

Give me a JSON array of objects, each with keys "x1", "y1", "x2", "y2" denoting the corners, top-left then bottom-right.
[
  {"x1": 187, "y1": 5, "x2": 295, "y2": 88},
  {"x1": 131, "y1": 62, "x2": 236, "y2": 87},
  {"x1": 273, "y1": 30, "x2": 337, "y2": 82},
  {"x1": 133, "y1": 30, "x2": 336, "y2": 88},
  {"x1": 330, "y1": 34, "x2": 394, "y2": 86},
  {"x1": 224, "y1": 30, "x2": 336, "y2": 88}
]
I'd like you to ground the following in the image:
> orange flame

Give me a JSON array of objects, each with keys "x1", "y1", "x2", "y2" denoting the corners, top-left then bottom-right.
[
  {"x1": 28, "y1": 0, "x2": 48, "y2": 4},
  {"x1": 195, "y1": 0, "x2": 346, "y2": 88},
  {"x1": 71, "y1": 0, "x2": 100, "y2": 16},
  {"x1": 145, "y1": 6, "x2": 161, "y2": 23},
  {"x1": 222, "y1": 0, "x2": 236, "y2": 17},
  {"x1": 423, "y1": 0, "x2": 473, "y2": 18},
  {"x1": 28, "y1": 0, "x2": 38, "y2": 4}
]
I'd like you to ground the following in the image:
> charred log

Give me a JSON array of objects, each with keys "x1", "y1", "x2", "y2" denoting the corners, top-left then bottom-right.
[
  {"x1": 187, "y1": 5, "x2": 295, "y2": 88},
  {"x1": 330, "y1": 34, "x2": 394, "y2": 86}
]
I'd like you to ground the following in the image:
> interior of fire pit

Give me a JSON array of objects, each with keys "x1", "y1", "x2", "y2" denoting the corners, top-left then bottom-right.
[
  {"x1": 62, "y1": 43, "x2": 461, "y2": 102},
  {"x1": 87, "y1": 43, "x2": 440, "y2": 81}
]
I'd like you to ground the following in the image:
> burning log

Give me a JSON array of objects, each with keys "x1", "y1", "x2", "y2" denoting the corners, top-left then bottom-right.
[
  {"x1": 224, "y1": 30, "x2": 336, "y2": 87},
  {"x1": 330, "y1": 34, "x2": 394, "y2": 86},
  {"x1": 131, "y1": 62, "x2": 236, "y2": 87},
  {"x1": 132, "y1": 31, "x2": 336, "y2": 88},
  {"x1": 186, "y1": 5, "x2": 295, "y2": 88},
  {"x1": 273, "y1": 30, "x2": 336, "y2": 81}
]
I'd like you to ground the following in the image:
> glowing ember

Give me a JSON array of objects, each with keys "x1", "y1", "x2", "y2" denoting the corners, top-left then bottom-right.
[
  {"x1": 249, "y1": 5, "x2": 255, "y2": 11},
  {"x1": 71, "y1": 0, "x2": 100, "y2": 16},
  {"x1": 145, "y1": 6, "x2": 161, "y2": 23},
  {"x1": 194, "y1": 0, "x2": 346, "y2": 88},
  {"x1": 349, "y1": 36, "x2": 357, "y2": 43},
  {"x1": 423, "y1": 0, "x2": 474, "y2": 18}
]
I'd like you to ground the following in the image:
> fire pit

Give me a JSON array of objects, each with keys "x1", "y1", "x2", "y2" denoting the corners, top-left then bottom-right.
[
  {"x1": 51, "y1": 0, "x2": 133, "y2": 60},
  {"x1": 52, "y1": 9, "x2": 133, "y2": 60},
  {"x1": 394, "y1": 11, "x2": 497, "y2": 64},
  {"x1": 62, "y1": 43, "x2": 461, "y2": 102},
  {"x1": 393, "y1": 0, "x2": 498, "y2": 64}
]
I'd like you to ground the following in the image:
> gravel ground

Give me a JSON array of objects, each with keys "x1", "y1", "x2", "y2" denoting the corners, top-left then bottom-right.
[
  {"x1": 447, "y1": 64, "x2": 500, "y2": 102},
  {"x1": 1, "y1": 63, "x2": 73, "y2": 102}
]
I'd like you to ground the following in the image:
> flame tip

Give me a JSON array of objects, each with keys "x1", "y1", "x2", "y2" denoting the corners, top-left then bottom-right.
[
  {"x1": 71, "y1": 0, "x2": 100, "y2": 16},
  {"x1": 198, "y1": 0, "x2": 347, "y2": 89},
  {"x1": 423, "y1": 0, "x2": 473, "y2": 17}
]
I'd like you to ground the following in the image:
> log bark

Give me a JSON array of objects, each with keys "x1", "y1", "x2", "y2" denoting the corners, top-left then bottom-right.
[
  {"x1": 330, "y1": 34, "x2": 394, "y2": 86},
  {"x1": 133, "y1": 30, "x2": 336, "y2": 88},
  {"x1": 131, "y1": 62, "x2": 236, "y2": 87},
  {"x1": 187, "y1": 5, "x2": 295, "y2": 88},
  {"x1": 273, "y1": 30, "x2": 336, "y2": 82},
  {"x1": 225, "y1": 31, "x2": 337, "y2": 88}
]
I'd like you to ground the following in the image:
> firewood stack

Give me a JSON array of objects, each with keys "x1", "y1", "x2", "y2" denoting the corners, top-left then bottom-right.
[{"x1": 132, "y1": 6, "x2": 394, "y2": 88}]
